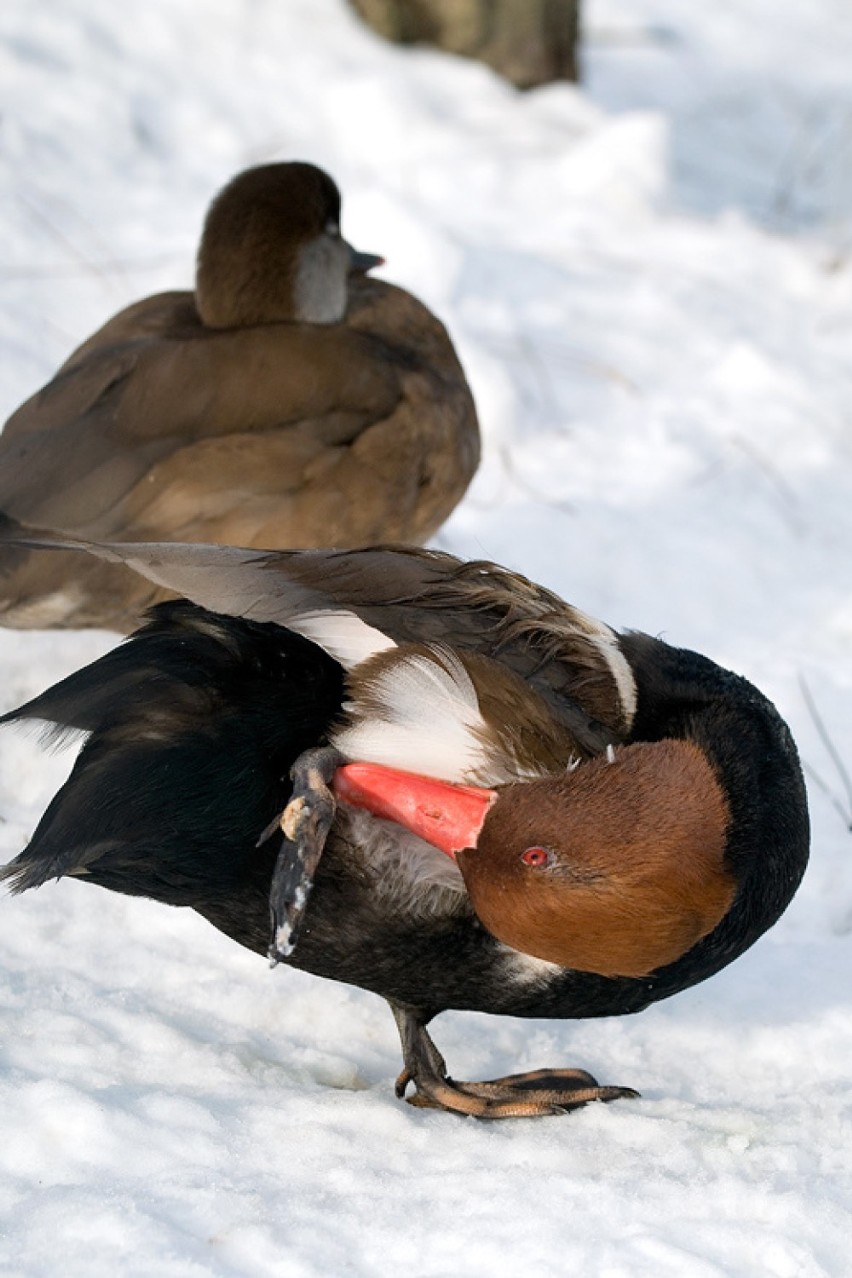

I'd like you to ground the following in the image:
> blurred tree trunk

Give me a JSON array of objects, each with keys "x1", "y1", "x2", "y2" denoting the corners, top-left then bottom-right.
[{"x1": 348, "y1": 0, "x2": 581, "y2": 89}]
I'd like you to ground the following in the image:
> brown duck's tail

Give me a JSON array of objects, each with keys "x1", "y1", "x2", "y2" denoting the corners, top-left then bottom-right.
[{"x1": 0, "y1": 510, "x2": 86, "y2": 551}]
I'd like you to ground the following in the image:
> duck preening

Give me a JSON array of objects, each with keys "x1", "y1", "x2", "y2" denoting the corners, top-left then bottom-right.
[
  {"x1": 0, "y1": 535, "x2": 810, "y2": 1118},
  {"x1": 0, "y1": 162, "x2": 478, "y2": 630}
]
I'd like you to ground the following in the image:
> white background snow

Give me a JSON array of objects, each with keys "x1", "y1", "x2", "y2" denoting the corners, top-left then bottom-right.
[{"x1": 1, "y1": 0, "x2": 851, "y2": 1273}]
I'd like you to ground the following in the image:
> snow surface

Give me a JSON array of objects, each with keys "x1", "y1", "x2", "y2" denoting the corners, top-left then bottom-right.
[{"x1": 2, "y1": 1, "x2": 852, "y2": 1274}]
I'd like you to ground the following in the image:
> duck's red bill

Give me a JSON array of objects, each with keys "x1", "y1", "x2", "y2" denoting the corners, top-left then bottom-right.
[{"x1": 333, "y1": 762, "x2": 497, "y2": 857}]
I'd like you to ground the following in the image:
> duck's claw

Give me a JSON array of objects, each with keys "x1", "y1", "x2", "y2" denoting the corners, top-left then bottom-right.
[
  {"x1": 267, "y1": 746, "x2": 343, "y2": 964},
  {"x1": 390, "y1": 1002, "x2": 638, "y2": 1119}
]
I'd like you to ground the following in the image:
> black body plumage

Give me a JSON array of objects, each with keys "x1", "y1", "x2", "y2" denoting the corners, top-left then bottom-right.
[{"x1": 1, "y1": 601, "x2": 809, "y2": 1027}]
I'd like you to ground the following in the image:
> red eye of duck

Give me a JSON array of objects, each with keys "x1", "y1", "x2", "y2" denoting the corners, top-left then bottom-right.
[{"x1": 521, "y1": 846, "x2": 552, "y2": 869}]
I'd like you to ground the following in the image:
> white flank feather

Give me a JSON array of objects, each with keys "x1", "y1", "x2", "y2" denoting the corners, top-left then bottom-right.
[
  {"x1": 286, "y1": 610, "x2": 396, "y2": 668},
  {"x1": 332, "y1": 646, "x2": 490, "y2": 782}
]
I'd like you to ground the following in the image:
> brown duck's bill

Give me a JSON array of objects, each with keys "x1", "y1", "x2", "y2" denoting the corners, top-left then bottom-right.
[
  {"x1": 333, "y1": 762, "x2": 497, "y2": 856},
  {"x1": 347, "y1": 244, "x2": 385, "y2": 273}
]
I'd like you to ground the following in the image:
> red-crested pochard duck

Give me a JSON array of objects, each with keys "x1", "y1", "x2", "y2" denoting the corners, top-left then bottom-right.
[
  {"x1": 0, "y1": 534, "x2": 809, "y2": 1118},
  {"x1": 0, "y1": 163, "x2": 478, "y2": 631}
]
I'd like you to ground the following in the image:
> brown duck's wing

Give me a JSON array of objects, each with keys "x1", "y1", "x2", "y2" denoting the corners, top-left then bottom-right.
[
  {"x1": 343, "y1": 277, "x2": 480, "y2": 543},
  {"x1": 0, "y1": 303, "x2": 402, "y2": 535},
  {"x1": 3, "y1": 537, "x2": 634, "y2": 742},
  {"x1": 117, "y1": 278, "x2": 478, "y2": 549},
  {"x1": 109, "y1": 397, "x2": 472, "y2": 549},
  {"x1": 106, "y1": 322, "x2": 403, "y2": 445}
]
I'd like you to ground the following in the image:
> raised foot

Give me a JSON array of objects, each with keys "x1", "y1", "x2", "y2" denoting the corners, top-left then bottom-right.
[
  {"x1": 390, "y1": 1003, "x2": 639, "y2": 1119},
  {"x1": 266, "y1": 746, "x2": 343, "y2": 964}
]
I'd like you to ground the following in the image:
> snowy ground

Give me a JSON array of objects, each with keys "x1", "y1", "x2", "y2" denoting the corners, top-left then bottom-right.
[{"x1": 1, "y1": 1, "x2": 852, "y2": 1274}]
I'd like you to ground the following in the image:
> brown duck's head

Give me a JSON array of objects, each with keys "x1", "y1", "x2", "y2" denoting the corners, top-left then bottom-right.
[
  {"x1": 196, "y1": 162, "x2": 384, "y2": 329},
  {"x1": 334, "y1": 739, "x2": 735, "y2": 979}
]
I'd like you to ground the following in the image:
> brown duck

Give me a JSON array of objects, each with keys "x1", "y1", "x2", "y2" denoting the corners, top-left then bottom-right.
[
  {"x1": 0, "y1": 533, "x2": 810, "y2": 1119},
  {"x1": 0, "y1": 163, "x2": 479, "y2": 630}
]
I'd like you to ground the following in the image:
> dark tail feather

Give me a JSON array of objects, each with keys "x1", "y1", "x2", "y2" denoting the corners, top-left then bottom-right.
[
  {"x1": 0, "y1": 842, "x2": 76, "y2": 894},
  {"x1": 1, "y1": 600, "x2": 345, "y2": 906}
]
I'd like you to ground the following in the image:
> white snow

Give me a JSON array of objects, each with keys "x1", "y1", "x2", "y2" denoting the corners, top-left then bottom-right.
[{"x1": 2, "y1": 0, "x2": 852, "y2": 1273}]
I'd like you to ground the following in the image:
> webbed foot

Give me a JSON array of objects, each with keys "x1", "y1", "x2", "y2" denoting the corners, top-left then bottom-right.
[{"x1": 390, "y1": 1003, "x2": 639, "y2": 1119}]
